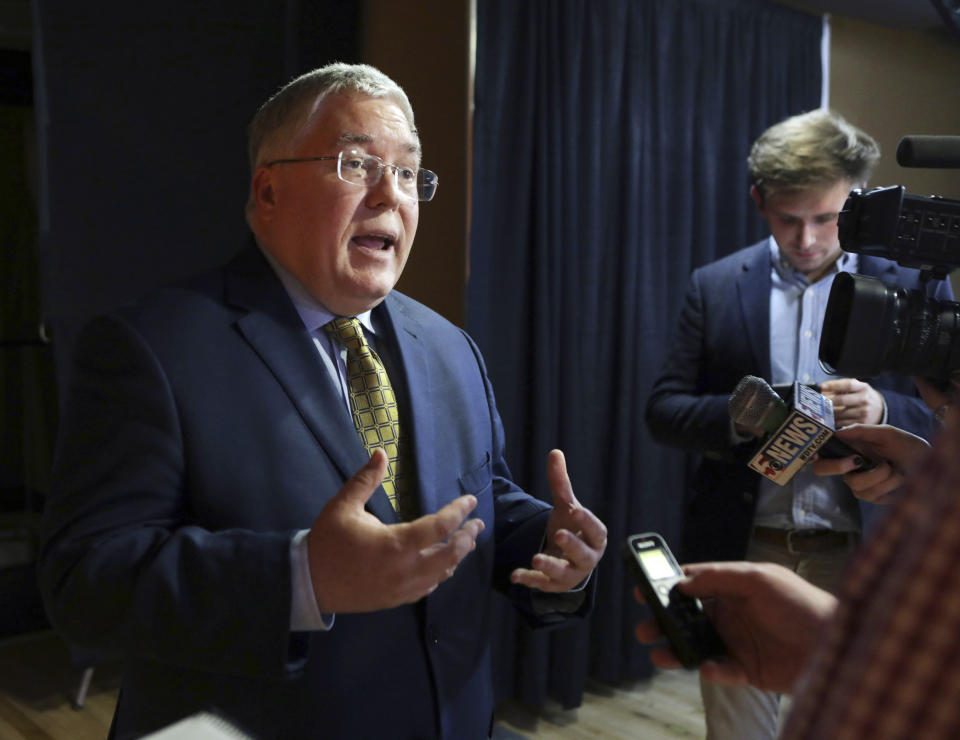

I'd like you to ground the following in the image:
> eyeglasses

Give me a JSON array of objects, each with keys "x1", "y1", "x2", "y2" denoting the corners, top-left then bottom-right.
[{"x1": 264, "y1": 149, "x2": 439, "y2": 202}]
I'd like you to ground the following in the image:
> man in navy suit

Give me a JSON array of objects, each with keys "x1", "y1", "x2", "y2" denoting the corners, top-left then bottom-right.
[
  {"x1": 645, "y1": 109, "x2": 952, "y2": 740},
  {"x1": 38, "y1": 63, "x2": 606, "y2": 739}
]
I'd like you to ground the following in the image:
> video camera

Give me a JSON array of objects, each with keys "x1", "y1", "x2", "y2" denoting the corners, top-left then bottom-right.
[{"x1": 818, "y1": 136, "x2": 960, "y2": 382}]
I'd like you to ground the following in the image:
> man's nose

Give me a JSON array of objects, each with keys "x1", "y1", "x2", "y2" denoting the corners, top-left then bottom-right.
[
  {"x1": 365, "y1": 165, "x2": 404, "y2": 208},
  {"x1": 797, "y1": 222, "x2": 816, "y2": 248}
]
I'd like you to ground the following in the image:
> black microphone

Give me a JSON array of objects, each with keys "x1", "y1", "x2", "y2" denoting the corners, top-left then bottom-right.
[
  {"x1": 728, "y1": 375, "x2": 876, "y2": 486},
  {"x1": 895, "y1": 136, "x2": 960, "y2": 169}
]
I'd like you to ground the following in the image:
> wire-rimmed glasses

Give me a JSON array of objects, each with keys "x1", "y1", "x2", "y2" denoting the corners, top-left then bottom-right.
[{"x1": 264, "y1": 149, "x2": 439, "y2": 202}]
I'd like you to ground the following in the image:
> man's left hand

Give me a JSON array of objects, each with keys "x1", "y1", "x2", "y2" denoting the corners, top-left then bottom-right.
[
  {"x1": 510, "y1": 449, "x2": 607, "y2": 593},
  {"x1": 820, "y1": 378, "x2": 884, "y2": 426}
]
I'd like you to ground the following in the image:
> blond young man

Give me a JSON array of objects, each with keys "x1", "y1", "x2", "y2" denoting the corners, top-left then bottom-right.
[{"x1": 645, "y1": 109, "x2": 952, "y2": 739}]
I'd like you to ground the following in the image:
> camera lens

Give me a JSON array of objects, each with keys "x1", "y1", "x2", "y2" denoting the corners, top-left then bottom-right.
[{"x1": 819, "y1": 272, "x2": 960, "y2": 381}]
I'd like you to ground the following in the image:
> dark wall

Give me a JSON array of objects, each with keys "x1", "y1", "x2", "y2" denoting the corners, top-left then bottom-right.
[
  {"x1": 362, "y1": 0, "x2": 472, "y2": 327},
  {"x1": 33, "y1": 1, "x2": 361, "y2": 388}
]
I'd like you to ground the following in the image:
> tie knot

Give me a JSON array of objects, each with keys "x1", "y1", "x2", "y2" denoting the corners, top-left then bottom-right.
[{"x1": 324, "y1": 317, "x2": 368, "y2": 355}]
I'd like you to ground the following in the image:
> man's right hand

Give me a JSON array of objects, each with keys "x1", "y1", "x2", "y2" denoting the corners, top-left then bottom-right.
[
  {"x1": 306, "y1": 449, "x2": 485, "y2": 613},
  {"x1": 635, "y1": 562, "x2": 837, "y2": 694}
]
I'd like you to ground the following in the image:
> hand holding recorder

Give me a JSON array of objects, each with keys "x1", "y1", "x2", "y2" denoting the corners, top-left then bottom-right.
[
  {"x1": 634, "y1": 559, "x2": 837, "y2": 694},
  {"x1": 624, "y1": 533, "x2": 725, "y2": 668}
]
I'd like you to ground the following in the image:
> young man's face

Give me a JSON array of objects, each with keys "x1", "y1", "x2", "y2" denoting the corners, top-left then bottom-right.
[
  {"x1": 252, "y1": 91, "x2": 420, "y2": 317},
  {"x1": 752, "y1": 179, "x2": 853, "y2": 283}
]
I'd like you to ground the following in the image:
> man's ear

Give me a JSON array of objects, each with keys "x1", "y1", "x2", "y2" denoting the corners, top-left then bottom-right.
[
  {"x1": 750, "y1": 184, "x2": 766, "y2": 216},
  {"x1": 251, "y1": 167, "x2": 278, "y2": 215}
]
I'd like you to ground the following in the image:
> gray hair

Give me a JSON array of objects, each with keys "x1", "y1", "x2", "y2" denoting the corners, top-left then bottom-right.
[
  {"x1": 747, "y1": 109, "x2": 880, "y2": 197},
  {"x1": 246, "y1": 62, "x2": 417, "y2": 171}
]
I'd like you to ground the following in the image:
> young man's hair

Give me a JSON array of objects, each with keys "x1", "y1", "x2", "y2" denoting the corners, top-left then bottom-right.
[{"x1": 747, "y1": 109, "x2": 880, "y2": 198}]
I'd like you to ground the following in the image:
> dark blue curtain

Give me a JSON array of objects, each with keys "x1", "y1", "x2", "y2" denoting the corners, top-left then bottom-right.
[{"x1": 469, "y1": 0, "x2": 823, "y2": 708}]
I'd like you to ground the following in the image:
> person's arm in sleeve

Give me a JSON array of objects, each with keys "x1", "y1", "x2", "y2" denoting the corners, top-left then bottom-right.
[
  {"x1": 38, "y1": 315, "x2": 300, "y2": 678},
  {"x1": 460, "y1": 330, "x2": 606, "y2": 624},
  {"x1": 645, "y1": 271, "x2": 751, "y2": 461}
]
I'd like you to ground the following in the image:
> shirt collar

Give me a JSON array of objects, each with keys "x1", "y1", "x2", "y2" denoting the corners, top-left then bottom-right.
[{"x1": 767, "y1": 235, "x2": 857, "y2": 284}]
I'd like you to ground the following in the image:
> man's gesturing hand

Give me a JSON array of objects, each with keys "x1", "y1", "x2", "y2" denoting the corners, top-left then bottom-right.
[
  {"x1": 307, "y1": 449, "x2": 485, "y2": 613},
  {"x1": 510, "y1": 449, "x2": 607, "y2": 593}
]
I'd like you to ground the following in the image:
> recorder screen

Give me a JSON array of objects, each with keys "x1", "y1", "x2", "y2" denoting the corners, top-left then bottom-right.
[{"x1": 639, "y1": 547, "x2": 677, "y2": 580}]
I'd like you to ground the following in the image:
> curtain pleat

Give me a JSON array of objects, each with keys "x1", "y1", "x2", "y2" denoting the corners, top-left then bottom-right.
[{"x1": 470, "y1": 0, "x2": 822, "y2": 708}]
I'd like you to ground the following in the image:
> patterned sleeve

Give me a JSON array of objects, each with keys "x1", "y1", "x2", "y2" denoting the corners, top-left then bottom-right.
[{"x1": 782, "y1": 422, "x2": 960, "y2": 739}]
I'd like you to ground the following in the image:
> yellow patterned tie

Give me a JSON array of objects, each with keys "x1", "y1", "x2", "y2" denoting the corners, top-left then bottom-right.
[{"x1": 324, "y1": 317, "x2": 413, "y2": 516}]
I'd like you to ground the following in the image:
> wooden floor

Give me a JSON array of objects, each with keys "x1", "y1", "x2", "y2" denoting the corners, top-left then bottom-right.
[
  {"x1": 495, "y1": 672, "x2": 706, "y2": 740},
  {"x1": 0, "y1": 630, "x2": 706, "y2": 739},
  {"x1": 0, "y1": 631, "x2": 121, "y2": 739}
]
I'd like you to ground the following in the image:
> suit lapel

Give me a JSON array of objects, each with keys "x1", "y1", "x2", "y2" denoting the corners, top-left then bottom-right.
[
  {"x1": 735, "y1": 242, "x2": 773, "y2": 379},
  {"x1": 224, "y1": 245, "x2": 398, "y2": 522},
  {"x1": 377, "y1": 295, "x2": 440, "y2": 517}
]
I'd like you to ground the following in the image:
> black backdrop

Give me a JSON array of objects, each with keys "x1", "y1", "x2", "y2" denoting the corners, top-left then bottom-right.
[
  {"x1": 33, "y1": 0, "x2": 360, "y2": 388},
  {"x1": 468, "y1": 0, "x2": 823, "y2": 708}
]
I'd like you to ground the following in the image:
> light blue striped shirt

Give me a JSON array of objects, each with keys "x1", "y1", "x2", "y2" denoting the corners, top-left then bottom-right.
[{"x1": 753, "y1": 237, "x2": 864, "y2": 533}]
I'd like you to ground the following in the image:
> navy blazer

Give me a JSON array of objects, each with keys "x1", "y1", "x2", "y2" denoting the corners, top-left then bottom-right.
[
  {"x1": 645, "y1": 240, "x2": 954, "y2": 563},
  {"x1": 39, "y1": 244, "x2": 586, "y2": 739}
]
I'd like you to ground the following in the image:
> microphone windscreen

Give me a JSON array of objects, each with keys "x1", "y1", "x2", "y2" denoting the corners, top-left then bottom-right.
[{"x1": 728, "y1": 376, "x2": 785, "y2": 432}]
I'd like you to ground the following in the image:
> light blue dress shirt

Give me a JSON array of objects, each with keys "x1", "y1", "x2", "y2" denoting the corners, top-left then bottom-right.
[{"x1": 753, "y1": 237, "x2": 869, "y2": 533}]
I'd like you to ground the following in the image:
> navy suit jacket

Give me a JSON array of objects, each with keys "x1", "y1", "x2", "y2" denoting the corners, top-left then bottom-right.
[
  {"x1": 39, "y1": 244, "x2": 587, "y2": 739},
  {"x1": 645, "y1": 240, "x2": 953, "y2": 563}
]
